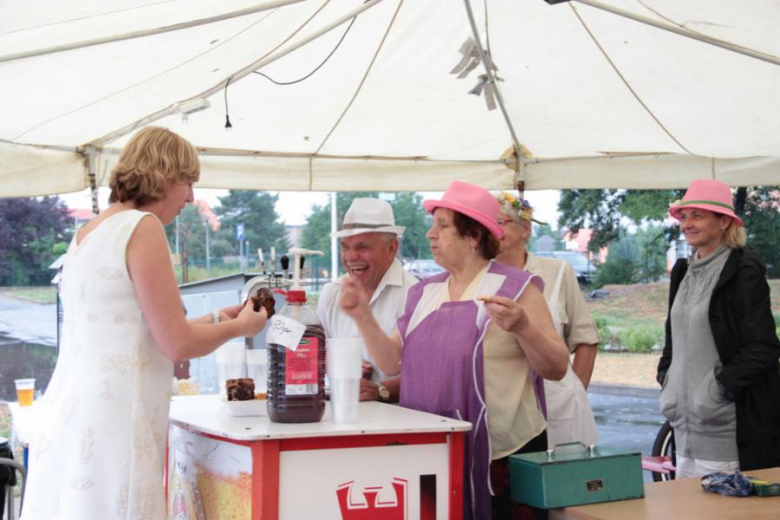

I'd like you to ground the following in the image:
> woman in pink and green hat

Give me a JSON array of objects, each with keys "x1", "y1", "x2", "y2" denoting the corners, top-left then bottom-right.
[
  {"x1": 657, "y1": 179, "x2": 780, "y2": 478},
  {"x1": 340, "y1": 180, "x2": 568, "y2": 519}
]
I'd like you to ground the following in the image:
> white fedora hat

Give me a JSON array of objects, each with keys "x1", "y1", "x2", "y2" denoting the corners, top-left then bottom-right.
[{"x1": 332, "y1": 198, "x2": 405, "y2": 238}]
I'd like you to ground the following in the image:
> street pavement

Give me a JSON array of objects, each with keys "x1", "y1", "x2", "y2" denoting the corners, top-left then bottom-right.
[
  {"x1": 590, "y1": 391, "x2": 665, "y2": 482},
  {"x1": 0, "y1": 293, "x2": 57, "y2": 346}
]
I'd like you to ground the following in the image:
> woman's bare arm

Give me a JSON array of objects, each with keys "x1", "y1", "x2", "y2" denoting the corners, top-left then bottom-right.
[{"x1": 127, "y1": 216, "x2": 267, "y2": 362}]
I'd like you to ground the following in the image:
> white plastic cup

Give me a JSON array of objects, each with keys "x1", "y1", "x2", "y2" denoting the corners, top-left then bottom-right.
[
  {"x1": 14, "y1": 378, "x2": 35, "y2": 407},
  {"x1": 216, "y1": 341, "x2": 246, "y2": 396},
  {"x1": 330, "y1": 376, "x2": 360, "y2": 424},
  {"x1": 327, "y1": 338, "x2": 363, "y2": 379},
  {"x1": 246, "y1": 349, "x2": 268, "y2": 397}
]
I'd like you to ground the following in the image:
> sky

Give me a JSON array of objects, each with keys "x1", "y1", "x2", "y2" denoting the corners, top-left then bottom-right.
[{"x1": 59, "y1": 188, "x2": 562, "y2": 228}]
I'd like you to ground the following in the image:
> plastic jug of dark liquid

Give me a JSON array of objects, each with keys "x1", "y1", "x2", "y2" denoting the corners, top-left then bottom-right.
[{"x1": 267, "y1": 289, "x2": 326, "y2": 423}]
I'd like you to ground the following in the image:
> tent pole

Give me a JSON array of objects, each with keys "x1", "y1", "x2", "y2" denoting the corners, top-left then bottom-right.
[
  {"x1": 462, "y1": 0, "x2": 522, "y2": 158},
  {"x1": 330, "y1": 192, "x2": 338, "y2": 281},
  {"x1": 573, "y1": 0, "x2": 780, "y2": 67},
  {"x1": 85, "y1": 146, "x2": 100, "y2": 215},
  {"x1": 0, "y1": 0, "x2": 306, "y2": 64}
]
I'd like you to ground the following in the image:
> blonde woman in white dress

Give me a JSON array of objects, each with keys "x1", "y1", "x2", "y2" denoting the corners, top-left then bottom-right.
[{"x1": 21, "y1": 127, "x2": 267, "y2": 520}]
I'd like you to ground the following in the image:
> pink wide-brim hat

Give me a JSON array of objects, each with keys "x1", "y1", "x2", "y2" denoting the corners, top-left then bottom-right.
[
  {"x1": 669, "y1": 179, "x2": 743, "y2": 227},
  {"x1": 423, "y1": 181, "x2": 504, "y2": 240}
]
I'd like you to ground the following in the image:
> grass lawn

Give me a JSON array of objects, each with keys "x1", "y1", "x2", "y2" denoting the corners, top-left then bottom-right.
[
  {"x1": 586, "y1": 279, "x2": 780, "y2": 352},
  {"x1": 0, "y1": 286, "x2": 57, "y2": 304}
]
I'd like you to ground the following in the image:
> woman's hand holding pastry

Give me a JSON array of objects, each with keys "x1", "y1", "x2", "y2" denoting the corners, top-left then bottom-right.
[
  {"x1": 235, "y1": 300, "x2": 267, "y2": 337},
  {"x1": 484, "y1": 295, "x2": 530, "y2": 334}
]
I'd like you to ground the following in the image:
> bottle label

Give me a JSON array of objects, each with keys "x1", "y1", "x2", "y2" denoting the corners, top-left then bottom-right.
[
  {"x1": 285, "y1": 336, "x2": 319, "y2": 395},
  {"x1": 267, "y1": 315, "x2": 306, "y2": 351}
]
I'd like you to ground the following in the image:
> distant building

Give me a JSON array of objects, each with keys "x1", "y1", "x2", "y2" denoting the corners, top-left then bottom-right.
[
  {"x1": 68, "y1": 208, "x2": 94, "y2": 228},
  {"x1": 562, "y1": 228, "x2": 608, "y2": 264},
  {"x1": 286, "y1": 225, "x2": 304, "y2": 249},
  {"x1": 534, "y1": 235, "x2": 557, "y2": 252}
]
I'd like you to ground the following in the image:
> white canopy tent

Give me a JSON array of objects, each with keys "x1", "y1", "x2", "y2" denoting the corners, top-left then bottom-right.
[{"x1": 1, "y1": 0, "x2": 779, "y2": 199}]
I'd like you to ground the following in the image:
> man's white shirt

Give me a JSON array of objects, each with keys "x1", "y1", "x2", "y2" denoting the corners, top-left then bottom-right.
[{"x1": 317, "y1": 257, "x2": 418, "y2": 382}]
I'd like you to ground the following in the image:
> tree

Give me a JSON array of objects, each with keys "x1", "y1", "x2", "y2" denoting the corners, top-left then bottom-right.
[
  {"x1": 560, "y1": 186, "x2": 780, "y2": 280},
  {"x1": 301, "y1": 192, "x2": 435, "y2": 278},
  {"x1": 740, "y1": 187, "x2": 780, "y2": 277},
  {"x1": 529, "y1": 223, "x2": 563, "y2": 251},
  {"x1": 164, "y1": 204, "x2": 208, "y2": 282},
  {"x1": 558, "y1": 189, "x2": 684, "y2": 253},
  {"x1": 389, "y1": 193, "x2": 431, "y2": 260},
  {"x1": 0, "y1": 197, "x2": 72, "y2": 286},
  {"x1": 214, "y1": 191, "x2": 289, "y2": 265}
]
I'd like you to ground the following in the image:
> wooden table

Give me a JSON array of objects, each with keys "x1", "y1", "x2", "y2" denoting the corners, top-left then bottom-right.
[{"x1": 551, "y1": 467, "x2": 780, "y2": 520}]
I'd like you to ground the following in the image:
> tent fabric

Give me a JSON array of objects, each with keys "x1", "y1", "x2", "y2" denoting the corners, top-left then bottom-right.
[{"x1": 1, "y1": 0, "x2": 779, "y2": 197}]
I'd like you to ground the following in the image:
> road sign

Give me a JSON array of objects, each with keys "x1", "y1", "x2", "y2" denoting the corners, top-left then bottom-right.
[{"x1": 236, "y1": 223, "x2": 245, "y2": 241}]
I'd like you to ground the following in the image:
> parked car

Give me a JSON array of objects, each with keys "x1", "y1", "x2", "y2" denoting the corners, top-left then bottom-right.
[
  {"x1": 403, "y1": 259, "x2": 445, "y2": 280},
  {"x1": 534, "y1": 251, "x2": 598, "y2": 285}
]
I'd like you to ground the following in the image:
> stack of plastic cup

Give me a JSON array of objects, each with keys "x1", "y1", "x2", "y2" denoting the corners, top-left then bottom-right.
[
  {"x1": 246, "y1": 349, "x2": 269, "y2": 399},
  {"x1": 326, "y1": 338, "x2": 363, "y2": 424},
  {"x1": 215, "y1": 339, "x2": 246, "y2": 396}
]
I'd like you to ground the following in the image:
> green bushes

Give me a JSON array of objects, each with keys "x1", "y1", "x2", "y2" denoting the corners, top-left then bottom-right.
[
  {"x1": 774, "y1": 314, "x2": 780, "y2": 336},
  {"x1": 621, "y1": 325, "x2": 664, "y2": 353},
  {"x1": 593, "y1": 312, "x2": 663, "y2": 353}
]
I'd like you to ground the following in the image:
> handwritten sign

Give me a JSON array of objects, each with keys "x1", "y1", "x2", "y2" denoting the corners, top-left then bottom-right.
[{"x1": 266, "y1": 315, "x2": 306, "y2": 351}]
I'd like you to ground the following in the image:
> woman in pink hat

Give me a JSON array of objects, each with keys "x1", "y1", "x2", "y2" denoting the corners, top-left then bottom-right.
[
  {"x1": 340, "y1": 180, "x2": 568, "y2": 519},
  {"x1": 657, "y1": 179, "x2": 780, "y2": 478}
]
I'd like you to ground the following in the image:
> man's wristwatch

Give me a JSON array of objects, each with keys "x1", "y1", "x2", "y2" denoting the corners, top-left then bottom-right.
[
  {"x1": 211, "y1": 310, "x2": 220, "y2": 324},
  {"x1": 377, "y1": 382, "x2": 390, "y2": 403}
]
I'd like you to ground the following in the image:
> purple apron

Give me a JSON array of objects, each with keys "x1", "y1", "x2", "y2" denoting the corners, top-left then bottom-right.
[{"x1": 397, "y1": 261, "x2": 543, "y2": 520}]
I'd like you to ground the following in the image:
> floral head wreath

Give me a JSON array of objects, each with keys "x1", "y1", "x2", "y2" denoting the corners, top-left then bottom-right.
[{"x1": 496, "y1": 191, "x2": 546, "y2": 224}]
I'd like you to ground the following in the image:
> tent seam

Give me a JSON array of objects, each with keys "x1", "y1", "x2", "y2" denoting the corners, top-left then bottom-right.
[
  {"x1": 314, "y1": 0, "x2": 402, "y2": 156},
  {"x1": 569, "y1": 3, "x2": 692, "y2": 155},
  {"x1": 11, "y1": 7, "x2": 285, "y2": 143}
]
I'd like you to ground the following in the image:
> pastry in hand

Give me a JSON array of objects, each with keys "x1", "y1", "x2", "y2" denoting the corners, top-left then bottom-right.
[{"x1": 251, "y1": 287, "x2": 275, "y2": 318}]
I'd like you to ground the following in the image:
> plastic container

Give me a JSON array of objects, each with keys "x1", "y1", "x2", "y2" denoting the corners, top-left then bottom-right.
[
  {"x1": 268, "y1": 289, "x2": 326, "y2": 423},
  {"x1": 246, "y1": 349, "x2": 269, "y2": 399},
  {"x1": 215, "y1": 339, "x2": 246, "y2": 396}
]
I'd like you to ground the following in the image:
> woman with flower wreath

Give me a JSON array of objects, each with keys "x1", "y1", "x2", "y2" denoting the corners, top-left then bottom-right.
[
  {"x1": 657, "y1": 179, "x2": 780, "y2": 478},
  {"x1": 494, "y1": 191, "x2": 600, "y2": 450}
]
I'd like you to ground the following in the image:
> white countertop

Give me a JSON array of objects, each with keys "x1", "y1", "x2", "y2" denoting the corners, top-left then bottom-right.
[{"x1": 169, "y1": 395, "x2": 471, "y2": 441}]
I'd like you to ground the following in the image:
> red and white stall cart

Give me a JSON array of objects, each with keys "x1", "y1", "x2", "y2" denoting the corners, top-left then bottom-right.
[{"x1": 167, "y1": 395, "x2": 471, "y2": 520}]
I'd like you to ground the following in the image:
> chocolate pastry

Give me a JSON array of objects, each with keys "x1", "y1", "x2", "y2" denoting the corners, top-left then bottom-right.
[
  {"x1": 251, "y1": 287, "x2": 275, "y2": 318},
  {"x1": 226, "y1": 378, "x2": 255, "y2": 401}
]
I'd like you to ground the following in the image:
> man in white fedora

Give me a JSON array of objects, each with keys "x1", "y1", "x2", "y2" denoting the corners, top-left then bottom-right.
[{"x1": 317, "y1": 198, "x2": 418, "y2": 403}]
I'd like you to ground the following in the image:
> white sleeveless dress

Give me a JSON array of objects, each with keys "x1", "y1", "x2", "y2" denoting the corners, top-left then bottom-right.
[{"x1": 21, "y1": 210, "x2": 173, "y2": 520}]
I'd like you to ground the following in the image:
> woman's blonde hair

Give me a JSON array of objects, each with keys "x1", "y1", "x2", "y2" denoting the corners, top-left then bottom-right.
[
  {"x1": 722, "y1": 217, "x2": 747, "y2": 249},
  {"x1": 109, "y1": 126, "x2": 200, "y2": 206}
]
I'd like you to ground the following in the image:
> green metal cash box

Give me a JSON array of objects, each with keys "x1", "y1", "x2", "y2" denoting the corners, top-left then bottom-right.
[{"x1": 509, "y1": 443, "x2": 644, "y2": 509}]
